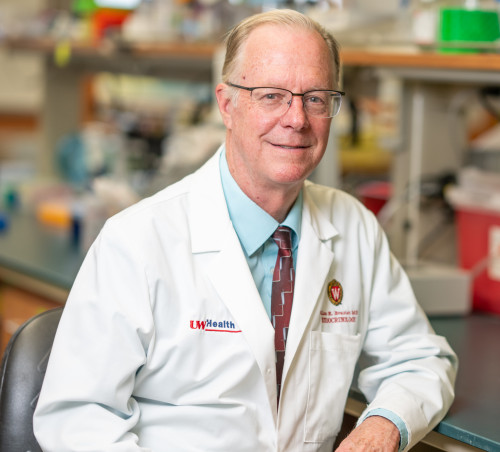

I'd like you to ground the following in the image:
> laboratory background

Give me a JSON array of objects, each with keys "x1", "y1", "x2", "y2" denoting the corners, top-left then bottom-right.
[{"x1": 0, "y1": 0, "x2": 499, "y2": 450}]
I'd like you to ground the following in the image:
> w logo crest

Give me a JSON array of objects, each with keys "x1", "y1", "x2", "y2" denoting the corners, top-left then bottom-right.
[{"x1": 327, "y1": 279, "x2": 343, "y2": 306}]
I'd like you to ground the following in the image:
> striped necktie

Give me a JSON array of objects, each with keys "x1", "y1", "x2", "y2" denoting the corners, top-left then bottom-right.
[{"x1": 271, "y1": 226, "x2": 295, "y2": 403}]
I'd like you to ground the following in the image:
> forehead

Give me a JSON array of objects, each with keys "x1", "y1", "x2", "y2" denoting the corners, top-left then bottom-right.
[{"x1": 238, "y1": 24, "x2": 334, "y2": 87}]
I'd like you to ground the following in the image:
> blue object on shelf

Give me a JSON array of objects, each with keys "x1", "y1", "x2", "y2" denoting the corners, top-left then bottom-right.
[{"x1": 0, "y1": 211, "x2": 9, "y2": 232}]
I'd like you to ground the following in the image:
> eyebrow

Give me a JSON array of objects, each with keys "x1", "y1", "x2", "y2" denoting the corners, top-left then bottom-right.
[{"x1": 251, "y1": 85, "x2": 336, "y2": 92}]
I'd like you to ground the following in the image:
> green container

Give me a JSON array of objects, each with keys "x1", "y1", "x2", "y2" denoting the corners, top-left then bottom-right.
[
  {"x1": 439, "y1": 7, "x2": 500, "y2": 53},
  {"x1": 72, "y1": 0, "x2": 98, "y2": 16}
]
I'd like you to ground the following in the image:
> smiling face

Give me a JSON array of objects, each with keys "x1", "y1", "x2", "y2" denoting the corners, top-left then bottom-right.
[{"x1": 216, "y1": 24, "x2": 335, "y2": 209}]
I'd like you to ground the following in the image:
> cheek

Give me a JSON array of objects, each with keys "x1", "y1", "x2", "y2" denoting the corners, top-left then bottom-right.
[
  {"x1": 237, "y1": 111, "x2": 278, "y2": 139},
  {"x1": 246, "y1": 104, "x2": 277, "y2": 128},
  {"x1": 314, "y1": 122, "x2": 332, "y2": 145}
]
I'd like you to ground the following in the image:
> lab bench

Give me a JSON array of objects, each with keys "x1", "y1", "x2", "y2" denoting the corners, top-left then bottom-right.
[
  {"x1": 346, "y1": 314, "x2": 500, "y2": 452},
  {"x1": 0, "y1": 213, "x2": 82, "y2": 349},
  {"x1": 1, "y1": 212, "x2": 499, "y2": 451}
]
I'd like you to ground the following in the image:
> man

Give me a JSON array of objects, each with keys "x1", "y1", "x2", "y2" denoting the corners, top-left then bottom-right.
[{"x1": 34, "y1": 9, "x2": 457, "y2": 452}]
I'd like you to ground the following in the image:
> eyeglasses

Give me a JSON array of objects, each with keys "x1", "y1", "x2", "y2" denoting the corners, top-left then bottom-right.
[{"x1": 227, "y1": 82, "x2": 345, "y2": 118}]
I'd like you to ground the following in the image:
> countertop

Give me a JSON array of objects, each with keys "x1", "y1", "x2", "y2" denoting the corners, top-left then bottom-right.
[
  {"x1": 0, "y1": 212, "x2": 83, "y2": 292},
  {"x1": 430, "y1": 315, "x2": 500, "y2": 451}
]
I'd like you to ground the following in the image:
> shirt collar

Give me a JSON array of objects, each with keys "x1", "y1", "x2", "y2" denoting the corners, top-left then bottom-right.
[{"x1": 219, "y1": 145, "x2": 302, "y2": 256}]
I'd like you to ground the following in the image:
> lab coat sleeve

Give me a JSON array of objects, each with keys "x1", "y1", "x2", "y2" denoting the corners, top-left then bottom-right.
[
  {"x1": 33, "y1": 221, "x2": 155, "y2": 452},
  {"x1": 355, "y1": 215, "x2": 458, "y2": 451}
]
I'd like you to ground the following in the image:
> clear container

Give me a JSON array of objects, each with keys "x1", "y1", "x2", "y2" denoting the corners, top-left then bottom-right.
[{"x1": 412, "y1": 0, "x2": 440, "y2": 46}]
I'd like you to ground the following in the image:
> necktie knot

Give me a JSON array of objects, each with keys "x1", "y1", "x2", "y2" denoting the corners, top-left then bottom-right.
[{"x1": 273, "y1": 226, "x2": 293, "y2": 251}]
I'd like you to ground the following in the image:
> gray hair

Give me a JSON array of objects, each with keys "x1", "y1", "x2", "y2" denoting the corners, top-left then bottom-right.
[{"x1": 221, "y1": 9, "x2": 341, "y2": 87}]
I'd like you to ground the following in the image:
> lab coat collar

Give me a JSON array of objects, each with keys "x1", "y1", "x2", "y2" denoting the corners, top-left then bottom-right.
[
  {"x1": 302, "y1": 180, "x2": 339, "y2": 242},
  {"x1": 187, "y1": 147, "x2": 339, "y2": 256},
  {"x1": 189, "y1": 146, "x2": 231, "y2": 254}
]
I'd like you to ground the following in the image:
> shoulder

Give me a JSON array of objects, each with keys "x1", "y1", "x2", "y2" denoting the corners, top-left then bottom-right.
[
  {"x1": 90, "y1": 171, "x2": 204, "y2": 266},
  {"x1": 304, "y1": 180, "x2": 376, "y2": 223},
  {"x1": 93, "y1": 150, "x2": 224, "y2": 256},
  {"x1": 302, "y1": 180, "x2": 384, "y2": 251},
  {"x1": 105, "y1": 174, "x2": 193, "y2": 236}
]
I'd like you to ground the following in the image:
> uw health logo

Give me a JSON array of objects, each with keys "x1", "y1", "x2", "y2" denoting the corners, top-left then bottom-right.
[{"x1": 190, "y1": 319, "x2": 242, "y2": 333}]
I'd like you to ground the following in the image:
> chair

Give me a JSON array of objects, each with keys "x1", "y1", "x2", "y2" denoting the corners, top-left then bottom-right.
[{"x1": 0, "y1": 307, "x2": 63, "y2": 452}]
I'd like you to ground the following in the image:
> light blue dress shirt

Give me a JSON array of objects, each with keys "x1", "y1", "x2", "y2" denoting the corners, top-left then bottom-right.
[{"x1": 218, "y1": 148, "x2": 408, "y2": 451}]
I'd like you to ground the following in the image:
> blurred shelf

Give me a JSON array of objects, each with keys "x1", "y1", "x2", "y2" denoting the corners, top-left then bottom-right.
[
  {"x1": 4, "y1": 37, "x2": 217, "y2": 58},
  {"x1": 342, "y1": 47, "x2": 500, "y2": 71},
  {"x1": 342, "y1": 47, "x2": 500, "y2": 85},
  {"x1": 5, "y1": 36, "x2": 500, "y2": 76},
  {"x1": 3, "y1": 37, "x2": 218, "y2": 81}
]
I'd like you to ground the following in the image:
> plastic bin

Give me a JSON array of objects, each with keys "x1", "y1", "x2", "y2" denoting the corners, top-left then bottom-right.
[
  {"x1": 439, "y1": 7, "x2": 500, "y2": 53},
  {"x1": 357, "y1": 181, "x2": 391, "y2": 216},
  {"x1": 455, "y1": 206, "x2": 500, "y2": 315}
]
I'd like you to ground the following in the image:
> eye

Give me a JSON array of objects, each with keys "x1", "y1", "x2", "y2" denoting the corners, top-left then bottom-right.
[
  {"x1": 253, "y1": 88, "x2": 288, "y2": 104},
  {"x1": 305, "y1": 94, "x2": 326, "y2": 105},
  {"x1": 262, "y1": 92, "x2": 286, "y2": 103},
  {"x1": 265, "y1": 93, "x2": 280, "y2": 100}
]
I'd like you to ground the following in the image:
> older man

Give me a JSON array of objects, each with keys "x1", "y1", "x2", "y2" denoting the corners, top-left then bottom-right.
[{"x1": 34, "y1": 9, "x2": 456, "y2": 452}]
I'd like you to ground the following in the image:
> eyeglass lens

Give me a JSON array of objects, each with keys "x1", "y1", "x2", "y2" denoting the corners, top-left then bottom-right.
[{"x1": 251, "y1": 88, "x2": 342, "y2": 118}]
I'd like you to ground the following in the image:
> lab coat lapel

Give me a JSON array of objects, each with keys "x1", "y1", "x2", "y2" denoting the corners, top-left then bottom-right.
[
  {"x1": 207, "y1": 232, "x2": 278, "y2": 419},
  {"x1": 188, "y1": 150, "x2": 278, "y2": 420},
  {"x1": 283, "y1": 185, "x2": 338, "y2": 381}
]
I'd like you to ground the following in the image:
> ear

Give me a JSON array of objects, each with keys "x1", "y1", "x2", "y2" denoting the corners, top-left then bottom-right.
[{"x1": 215, "y1": 83, "x2": 234, "y2": 130}]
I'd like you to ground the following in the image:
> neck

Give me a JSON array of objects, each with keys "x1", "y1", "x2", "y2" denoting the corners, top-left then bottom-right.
[
  {"x1": 245, "y1": 184, "x2": 301, "y2": 223},
  {"x1": 228, "y1": 165, "x2": 302, "y2": 223}
]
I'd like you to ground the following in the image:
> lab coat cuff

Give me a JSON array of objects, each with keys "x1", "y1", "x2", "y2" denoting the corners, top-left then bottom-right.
[{"x1": 357, "y1": 408, "x2": 409, "y2": 452}]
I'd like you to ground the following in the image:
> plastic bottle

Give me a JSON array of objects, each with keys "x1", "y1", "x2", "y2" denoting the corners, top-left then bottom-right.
[{"x1": 412, "y1": 0, "x2": 440, "y2": 46}]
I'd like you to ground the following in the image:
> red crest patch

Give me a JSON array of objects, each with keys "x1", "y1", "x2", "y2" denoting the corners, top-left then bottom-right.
[{"x1": 327, "y1": 279, "x2": 343, "y2": 306}]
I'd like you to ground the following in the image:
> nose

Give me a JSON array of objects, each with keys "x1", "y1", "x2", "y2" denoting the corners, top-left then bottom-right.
[{"x1": 280, "y1": 95, "x2": 309, "y2": 130}]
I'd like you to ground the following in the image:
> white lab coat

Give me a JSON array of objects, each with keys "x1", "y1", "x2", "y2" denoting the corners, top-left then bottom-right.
[{"x1": 34, "y1": 149, "x2": 457, "y2": 452}]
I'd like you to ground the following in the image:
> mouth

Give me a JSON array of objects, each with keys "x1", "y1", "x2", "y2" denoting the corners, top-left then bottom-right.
[{"x1": 272, "y1": 144, "x2": 310, "y2": 150}]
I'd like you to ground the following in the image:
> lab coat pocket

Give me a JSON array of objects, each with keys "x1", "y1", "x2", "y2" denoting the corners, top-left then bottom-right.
[{"x1": 304, "y1": 331, "x2": 361, "y2": 443}]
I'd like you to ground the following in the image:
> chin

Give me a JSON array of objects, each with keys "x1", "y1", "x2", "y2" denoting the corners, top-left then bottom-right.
[{"x1": 272, "y1": 166, "x2": 313, "y2": 186}]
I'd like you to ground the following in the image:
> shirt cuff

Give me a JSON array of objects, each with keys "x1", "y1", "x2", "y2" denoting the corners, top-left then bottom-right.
[{"x1": 358, "y1": 408, "x2": 409, "y2": 452}]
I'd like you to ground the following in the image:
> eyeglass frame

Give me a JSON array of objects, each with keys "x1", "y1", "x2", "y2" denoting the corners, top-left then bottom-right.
[{"x1": 226, "y1": 82, "x2": 346, "y2": 118}]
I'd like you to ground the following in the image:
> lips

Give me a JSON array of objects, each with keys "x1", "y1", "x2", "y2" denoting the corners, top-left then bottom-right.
[{"x1": 273, "y1": 144, "x2": 310, "y2": 149}]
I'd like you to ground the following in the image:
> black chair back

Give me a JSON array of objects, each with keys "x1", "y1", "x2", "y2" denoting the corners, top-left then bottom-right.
[{"x1": 0, "y1": 307, "x2": 63, "y2": 452}]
